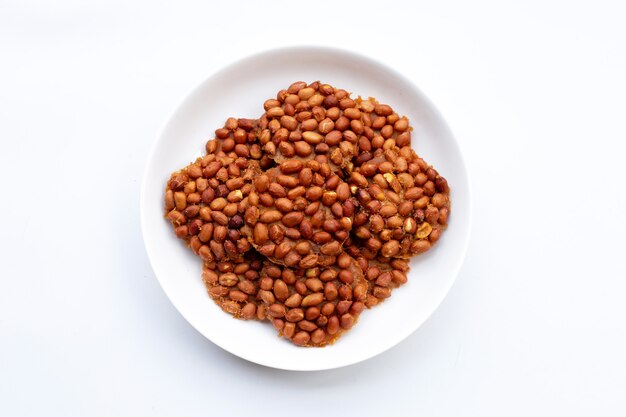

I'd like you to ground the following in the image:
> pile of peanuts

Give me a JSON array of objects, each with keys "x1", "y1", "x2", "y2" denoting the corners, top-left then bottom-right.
[{"x1": 164, "y1": 81, "x2": 450, "y2": 347}]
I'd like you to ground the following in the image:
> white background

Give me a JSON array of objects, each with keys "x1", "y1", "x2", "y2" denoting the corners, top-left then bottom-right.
[{"x1": 1, "y1": 0, "x2": 625, "y2": 415}]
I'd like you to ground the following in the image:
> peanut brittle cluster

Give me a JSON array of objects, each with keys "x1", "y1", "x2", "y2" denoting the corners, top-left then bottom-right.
[{"x1": 164, "y1": 81, "x2": 450, "y2": 346}]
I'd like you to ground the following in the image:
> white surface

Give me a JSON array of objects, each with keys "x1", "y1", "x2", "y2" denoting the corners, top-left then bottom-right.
[
  {"x1": 141, "y1": 47, "x2": 471, "y2": 370},
  {"x1": 1, "y1": 0, "x2": 625, "y2": 414}
]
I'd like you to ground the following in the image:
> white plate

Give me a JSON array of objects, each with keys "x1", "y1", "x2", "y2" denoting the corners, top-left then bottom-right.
[{"x1": 141, "y1": 46, "x2": 471, "y2": 371}]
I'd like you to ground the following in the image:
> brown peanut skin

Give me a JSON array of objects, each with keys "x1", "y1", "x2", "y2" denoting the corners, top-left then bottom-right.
[{"x1": 167, "y1": 81, "x2": 450, "y2": 348}]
